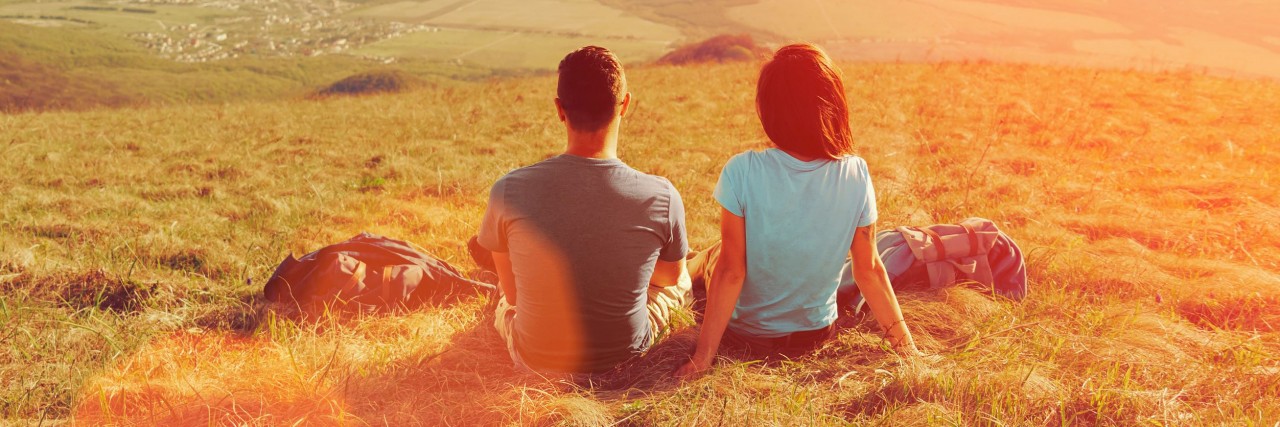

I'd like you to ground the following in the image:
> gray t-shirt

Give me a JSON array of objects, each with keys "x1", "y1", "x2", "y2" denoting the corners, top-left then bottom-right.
[{"x1": 477, "y1": 154, "x2": 688, "y2": 373}]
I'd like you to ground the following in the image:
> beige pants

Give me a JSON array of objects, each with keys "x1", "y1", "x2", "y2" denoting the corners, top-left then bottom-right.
[{"x1": 494, "y1": 274, "x2": 692, "y2": 371}]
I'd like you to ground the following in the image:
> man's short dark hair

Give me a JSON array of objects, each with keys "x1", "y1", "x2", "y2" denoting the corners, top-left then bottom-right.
[{"x1": 557, "y1": 46, "x2": 626, "y2": 132}]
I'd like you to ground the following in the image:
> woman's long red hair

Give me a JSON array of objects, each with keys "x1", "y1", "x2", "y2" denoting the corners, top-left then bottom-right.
[{"x1": 756, "y1": 44, "x2": 853, "y2": 160}]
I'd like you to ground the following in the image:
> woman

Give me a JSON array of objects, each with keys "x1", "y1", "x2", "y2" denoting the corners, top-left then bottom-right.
[{"x1": 674, "y1": 44, "x2": 920, "y2": 378}]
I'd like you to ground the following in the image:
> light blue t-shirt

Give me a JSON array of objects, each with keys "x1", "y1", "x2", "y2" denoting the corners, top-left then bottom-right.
[{"x1": 714, "y1": 148, "x2": 877, "y2": 337}]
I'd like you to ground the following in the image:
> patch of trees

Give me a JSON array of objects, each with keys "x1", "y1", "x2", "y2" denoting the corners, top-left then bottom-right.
[
  {"x1": 657, "y1": 34, "x2": 769, "y2": 65},
  {"x1": 315, "y1": 69, "x2": 422, "y2": 97}
]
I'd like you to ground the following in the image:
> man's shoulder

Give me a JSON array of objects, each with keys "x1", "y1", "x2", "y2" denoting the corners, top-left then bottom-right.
[
  {"x1": 492, "y1": 157, "x2": 562, "y2": 185},
  {"x1": 624, "y1": 170, "x2": 684, "y2": 207},
  {"x1": 592, "y1": 159, "x2": 677, "y2": 194},
  {"x1": 502, "y1": 156, "x2": 558, "y2": 175},
  {"x1": 635, "y1": 170, "x2": 677, "y2": 191},
  {"x1": 496, "y1": 156, "x2": 678, "y2": 194}
]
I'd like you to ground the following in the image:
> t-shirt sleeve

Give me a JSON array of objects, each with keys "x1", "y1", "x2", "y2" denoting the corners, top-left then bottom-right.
[
  {"x1": 476, "y1": 178, "x2": 509, "y2": 253},
  {"x1": 660, "y1": 183, "x2": 690, "y2": 262},
  {"x1": 713, "y1": 154, "x2": 746, "y2": 218},
  {"x1": 856, "y1": 159, "x2": 878, "y2": 227}
]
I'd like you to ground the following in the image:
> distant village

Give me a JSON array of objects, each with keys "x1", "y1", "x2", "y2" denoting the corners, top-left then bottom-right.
[{"x1": 121, "y1": 0, "x2": 432, "y2": 62}]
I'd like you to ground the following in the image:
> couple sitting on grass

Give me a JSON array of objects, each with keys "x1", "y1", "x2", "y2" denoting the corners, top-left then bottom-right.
[{"x1": 469, "y1": 44, "x2": 921, "y2": 379}]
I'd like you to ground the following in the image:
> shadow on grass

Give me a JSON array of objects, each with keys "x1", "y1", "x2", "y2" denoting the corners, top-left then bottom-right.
[
  {"x1": 337, "y1": 302, "x2": 702, "y2": 425},
  {"x1": 69, "y1": 287, "x2": 706, "y2": 425}
]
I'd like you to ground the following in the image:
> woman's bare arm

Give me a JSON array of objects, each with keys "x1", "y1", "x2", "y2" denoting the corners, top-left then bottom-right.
[
  {"x1": 850, "y1": 224, "x2": 920, "y2": 354},
  {"x1": 674, "y1": 208, "x2": 747, "y2": 378}
]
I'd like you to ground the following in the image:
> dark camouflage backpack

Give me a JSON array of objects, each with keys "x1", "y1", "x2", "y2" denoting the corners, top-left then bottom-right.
[{"x1": 263, "y1": 232, "x2": 495, "y2": 312}]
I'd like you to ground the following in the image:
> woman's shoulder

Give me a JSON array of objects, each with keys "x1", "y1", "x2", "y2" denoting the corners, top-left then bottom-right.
[
  {"x1": 833, "y1": 154, "x2": 870, "y2": 174},
  {"x1": 729, "y1": 149, "x2": 765, "y2": 161},
  {"x1": 837, "y1": 154, "x2": 868, "y2": 166},
  {"x1": 725, "y1": 149, "x2": 869, "y2": 175},
  {"x1": 722, "y1": 149, "x2": 762, "y2": 171},
  {"x1": 729, "y1": 148, "x2": 798, "y2": 166}
]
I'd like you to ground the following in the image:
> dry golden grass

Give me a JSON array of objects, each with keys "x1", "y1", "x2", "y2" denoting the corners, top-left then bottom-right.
[{"x1": 2, "y1": 61, "x2": 1278, "y2": 425}]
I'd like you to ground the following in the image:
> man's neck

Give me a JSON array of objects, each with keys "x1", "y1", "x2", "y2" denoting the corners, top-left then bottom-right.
[{"x1": 564, "y1": 124, "x2": 619, "y2": 159}]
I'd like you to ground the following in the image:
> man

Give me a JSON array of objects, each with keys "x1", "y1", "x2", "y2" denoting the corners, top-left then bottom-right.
[{"x1": 473, "y1": 46, "x2": 691, "y2": 374}]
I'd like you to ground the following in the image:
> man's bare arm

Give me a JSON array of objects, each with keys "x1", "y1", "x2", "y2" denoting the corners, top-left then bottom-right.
[
  {"x1": 493, "y1": 251, "x2": 518, "y2": 305},
  {"x1": 650, "y1": 258, "x2": 689, "y2": 288}
]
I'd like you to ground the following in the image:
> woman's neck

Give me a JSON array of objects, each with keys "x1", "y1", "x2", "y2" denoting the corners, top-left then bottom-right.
[{"x1": 777, "y1": 147, "x2": 820, "y2": 162}]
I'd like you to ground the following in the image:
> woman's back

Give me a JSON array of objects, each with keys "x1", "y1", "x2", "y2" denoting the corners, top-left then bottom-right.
[
  {"x1": 714, "y1": 148, "x2": 877, "y2": 337},
  {"x1": 674, "y1": 43, "x2": 919, "y2": 379}
]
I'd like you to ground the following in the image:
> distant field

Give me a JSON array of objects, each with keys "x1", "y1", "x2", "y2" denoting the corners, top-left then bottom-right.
[
  {"x1": 596, "y1": 0, "x2": 763, "y2": 40},
  {"x1": 351, "y1": 0, "x2": 679, "y2": 39},
  {"x1": 1, "y1": 0, "x2": 684, "y2": 70},
  {"x1": 347, "y1": 0, "x2": 461, "y2": 21},
  {"x1": 4, "y1": 17, "x2": 85, "y2": 27},
  {"x1": 0, "y1": 19, "x2": 496, "y2": 112},
  {"x1": 0, "y1": 1, "x2": 234, "y2": 34},
  {"x1": 727, "y1": 0, "x2": 1280, "y2": 79},
  {"x1": 728, "y1": 0, "x2": 1128, "y2": 42},
  {"x1": 348, "y1": 0, "x2": 680, "y2": 68},
  {"x1": 352, "y1": 27, "x2": 671, "y2": 68}
]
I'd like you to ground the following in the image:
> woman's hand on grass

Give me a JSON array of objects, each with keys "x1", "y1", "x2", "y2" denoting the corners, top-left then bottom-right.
[
  {"x1": 673, "y1": 354, "x2": 713, "y2": 380},
  {"x1": 895, "y1": 341, "x2": 924, "y2": 358}
]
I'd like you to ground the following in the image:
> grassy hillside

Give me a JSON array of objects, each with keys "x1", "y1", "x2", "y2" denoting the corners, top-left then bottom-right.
[
  {"x1": 0, "y1": 20, "x2": 498, "y2": 112},
  {"x1": 1, "y1": 61, "x2": 1278, "y2": 425}
]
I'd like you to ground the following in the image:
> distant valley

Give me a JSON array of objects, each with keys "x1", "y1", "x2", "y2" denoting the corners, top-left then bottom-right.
[{"x1": 4, "y1": 0, "x2": 1280, "y2": 78}]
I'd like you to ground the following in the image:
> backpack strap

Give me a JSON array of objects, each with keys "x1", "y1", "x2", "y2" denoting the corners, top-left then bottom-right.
[
  {"x1": 383, "y1": 265, "x2": 394, "y2": 305},
  {"x1": 960, "y1": 222, "x2": 979, "y2": 258},
  {"x1": 916, "y1": 226, "x2": 947, "y2": 259}
]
